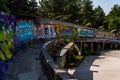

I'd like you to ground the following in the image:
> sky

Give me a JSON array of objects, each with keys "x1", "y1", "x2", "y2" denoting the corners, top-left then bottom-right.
[
  {"x1": 36, "y1": 0, "x2": 120, "y2": 15},
  {"x1": 92, "y1": 0, "x2": 120, "y2": 15}
]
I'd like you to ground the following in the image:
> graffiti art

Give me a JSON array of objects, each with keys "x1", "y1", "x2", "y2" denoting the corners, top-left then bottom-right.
[
  {"x1": 36, "y1": 24, "x2": 56, "y2": 38},
  {"x1": 78, "y1": 28, "x2": 95, "y2": 37},
  {"x1": 0, "y1": 13, "x2": 16, "y2": 62},
  {"x1": 36, "y1": 24, "x2": 78, "y2": 38},
  {"x1": 17, "y1": 21, "x2": 34, "y2": 41},
  {"x1": 54, "y1": 24, "x2": 77, "y2": 37}
]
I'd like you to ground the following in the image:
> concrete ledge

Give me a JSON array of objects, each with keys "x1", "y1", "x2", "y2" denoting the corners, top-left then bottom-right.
[{"x1": 41, "y1": 41, "x2": 77, "y2": 80}]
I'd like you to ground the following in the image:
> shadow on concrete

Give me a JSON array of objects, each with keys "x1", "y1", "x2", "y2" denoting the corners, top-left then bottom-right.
[
  {"x1": 69, "y1": 55, "x2": 104, "y2": 80},
  {"x1": 3, "y1": 44, "x2": 48, "y2": 80},
  {"x1": 70, "y1": 49, "x2": 120, "y2": 80}
]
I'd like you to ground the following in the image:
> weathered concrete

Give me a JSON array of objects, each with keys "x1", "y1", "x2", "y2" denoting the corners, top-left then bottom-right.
[
  {"x1": 68, "y1": 50, "x2": 120, "y2": 80},
  {"x1": 3, "y1": 48, "x2": 48, "y2": 80},
  {"x1": 41, "y1": 41, "x2": 77, "y2": 80}
]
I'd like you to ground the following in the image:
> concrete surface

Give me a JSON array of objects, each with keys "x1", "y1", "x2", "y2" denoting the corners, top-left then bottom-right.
[
  {"x1": 3, "y1": 47, "x2": 48, "y2": 80},
  {"x1": 68, "y1": 50, "x2": 120, "y2": 80}
]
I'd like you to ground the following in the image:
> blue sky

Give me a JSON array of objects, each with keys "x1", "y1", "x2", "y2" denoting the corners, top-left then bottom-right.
[{"x1": 92, "y1": 0, "x2": 120, "y2": 15}]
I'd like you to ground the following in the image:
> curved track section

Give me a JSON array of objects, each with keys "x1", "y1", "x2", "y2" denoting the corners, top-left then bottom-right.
[
  {"x1": 3, "y1": 46, "x2": 48, "y2": 80},
  {"x1": 69, "y1": 50, "x2": 120, "y2": 80}
]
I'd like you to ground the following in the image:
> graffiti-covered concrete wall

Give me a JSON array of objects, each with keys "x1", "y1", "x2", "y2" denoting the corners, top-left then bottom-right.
[
  {"x1": 78, "y1": 28, "x2": 95, "y2": 37},
  {"x1": 95, "y1": 30, "x2": 117, "y2": 39},
  {"x1": 0, "y1": 13, "x2": 16, "y2": 41},
  {"x1": 0, "y1": 13, "x2": 119, "y2": 62},
  {"x1": 0, "y1": 13, "x2": 16, "y2": 61},
  {"x1": 54, "y1": 24, "x2": 78, "y2": 37},
  {"x1": 38, "y1": 18, "x2": 117, "y2": 40},
  {"x1": 0, "y1": 13, "x2": 36, "y2": 75},
  {"x1": 35, "y1": 23, "x2": 78, "y2": 38},
  {"x1": 17, "y1": 21, "x2": 34, "y2": 41}
]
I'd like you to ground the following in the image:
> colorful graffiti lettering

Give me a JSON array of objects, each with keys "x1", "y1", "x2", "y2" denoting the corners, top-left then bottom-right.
[
  {"x1": 78, "y1": 28, "x2": 94, "y2": 37},
  {"x1": 0, "y1": 13, "x2": 18, "y2": 76},
  {"x1": 17, "y1": 21, "x2": 34, "y2": 41},
  {"x1": 36, "y1": 24, "x2": 56, "y2": 38},
  {"x1": 0, "y1": 50, "x2": 6, "y2": 61},
  {"x1": 0, "y1": 13, "x2": 16, "y2": 62},
  {"x1": 60, "y1": 28, "x2": 73, "y2": 34},
  {"x1": 42, "y1": 24, "x2": 56, "y2": 38},
  {"x1": 0, "y1": 42, "x2": 13, "y2": 60},
  {"x1": 33, "y1": 24, "x2": 41, "y2": 38},
  {"x1": 57, "y1": 56, "x2": 65, "y2": 67},
  {"x1": 54, "y1": 24, "x2": 77, "y2": 37},
  {"x1": 35, "y1": 24, "x2": 78, "y2": 38}
]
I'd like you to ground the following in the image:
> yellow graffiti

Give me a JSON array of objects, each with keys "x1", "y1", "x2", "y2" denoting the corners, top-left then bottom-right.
[
  {"x1": 0, "y1": 18, "x2": 15, "y2": 61},
  {"x1": 0, "y1": 30, "x2": 5, "y2": 41},
  {"x1": 5, "y1": 32, "x2": 15, "y2": 50},
  {"x1": 0, "y1": 42, "x2": 13, "y2": 60},
  {"x1": 8, "y1": 39, "x2": 15, "y2": 50},
  {"x1": 0, "y1": 50, "x2": 6, "y2": 61},
  {"x1": 54, "y1": 24, "x2": 66, "y2": 37},
  {"x1": 60, "y1": 56, "x2": 65, "y2": 67},
  {"x1": 0, "y1": 32, "x2": 14, "y2": 61}
]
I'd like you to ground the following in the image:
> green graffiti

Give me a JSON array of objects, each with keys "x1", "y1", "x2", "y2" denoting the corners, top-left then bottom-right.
[
  {"x1": 0, "y1": 19, "x2": 5, "y2": 41},
  {"x1": 0, "y1": 50, "x2": 6, "y2": 61},
  {"x1": 0, "y1": 42, "x2": 13, "y2": 60},
  {"x1": 0, "y1": 15, "x2": 15, "y2": 61}
]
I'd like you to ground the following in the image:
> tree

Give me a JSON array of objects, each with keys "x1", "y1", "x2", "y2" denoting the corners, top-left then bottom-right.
[
  {"x1": 39, "y1": 0, "x2": 99, "y2": 27},
  {"x1": 0, "y1": 0, "x2": 9, "y2": 13},
  {"x1": 94, "y1": 5, "x2": 105, "y2": 29},
  {"x1": 61, "y1": 0, "x2": 82, "y2": 22},
  {"x1": 7, "y1": 0, "x2": 38, "y2": 16},
  {"x1": 105, "y1": 4, "x2": 120, "y2": 33},
  {"x1": 81, "y1": 0, "x2": 94, "y2": 26},
  {"x1": 107, "y1": 17, "x2": 120, "y2": 32},
  {"x1": 38, "y1": 0, "x2": 64, "y2": 18},
  {"x1": 38, "y1": 0, "x2": 82, "y2": 21},
  {"x1": 109, "y1": 4, "x2": 120, "y2": 17}
]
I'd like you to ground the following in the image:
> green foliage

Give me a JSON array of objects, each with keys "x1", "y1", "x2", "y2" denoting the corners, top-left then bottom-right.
[
  {"x1": 66, "y1": 39, "x2": 70, "y2": 42},
  {"x1": 0, "y1": 0, "x2": 9, "y2": 13},
  {"x1": 81, "y1": 0, "x2": 94, "y2": 26},
  {"x1": 39, "y1": 0, "x2": 81, "y2": 20},
  {"x1": 39, "y1": 0, "x2": 99, "y2": 28},
  {"x1": 94, "y1": 5, "x2": 105, "y2": 28},
  {"x1": 108, "y1": 17, "x2": 120, "y2": 31},
  {"x1": 104, "y1": 4, "x2": 120, "y2": 33},
  {"x1": 73, "y1": 54, "x2": 83, "y2": 61},
  {"x1": 7, "y1": 0, "x2": 38, "y2": 16},
  {"x1": 39, "y1": 0, "x2": 63, "y2": 18},
  {"x1": 83, "y1": 47, "x2": 90, "y2": 55},
  {"x1": 65, "y1": 53, "x2": 83, "y2": 68}
]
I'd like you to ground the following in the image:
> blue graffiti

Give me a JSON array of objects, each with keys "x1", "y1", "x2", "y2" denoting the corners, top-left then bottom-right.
[{"x1": 17, "y1": 22, "x2": 34, "y2": 41}]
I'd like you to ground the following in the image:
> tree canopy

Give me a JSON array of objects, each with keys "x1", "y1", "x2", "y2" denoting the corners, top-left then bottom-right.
[
  {"x1": 0, "y1": 0, "x2": 9, "y2": 13},
  {"x1": 94, "y1": 5, "x2": 105, "y2": 28},
  {"x1": 104, "y1": 4, "x2": 120, "y2": 33},
  {"x1": 7, "y1": 0, "x2": 38, "y2": 16}
]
